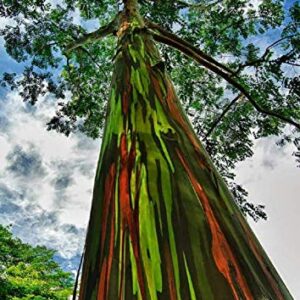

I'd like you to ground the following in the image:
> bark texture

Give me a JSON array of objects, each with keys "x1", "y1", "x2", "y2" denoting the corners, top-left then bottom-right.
[{"x1": 78, "y1": 15, "x2": 292, "y2": 300}]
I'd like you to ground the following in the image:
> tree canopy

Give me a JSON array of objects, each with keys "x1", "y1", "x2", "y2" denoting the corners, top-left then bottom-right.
[
  {"x1": 0, "y1": 224, "x2": 73, "y2": 300},
  {"x1": 0, "y1": 0, "x2": 299, "y2": 220}
]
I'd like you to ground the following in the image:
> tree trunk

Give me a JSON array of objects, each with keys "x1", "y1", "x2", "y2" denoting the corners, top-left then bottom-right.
[{"x1": 78, "y1": 7, "x2": 292, "y2": 300}]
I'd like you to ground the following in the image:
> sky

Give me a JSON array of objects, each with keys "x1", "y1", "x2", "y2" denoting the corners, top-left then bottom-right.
[
  {"x1": 236, "y1": 138, "x2": 300, "y2": 298},
  {"x1": 0, "y1": 0, "x2": 300, "y2": 298}
]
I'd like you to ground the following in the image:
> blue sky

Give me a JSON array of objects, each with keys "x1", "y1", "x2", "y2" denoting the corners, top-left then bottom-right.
[{"x1": 0, "y1": 0, "x2": 300, "y2": 297}]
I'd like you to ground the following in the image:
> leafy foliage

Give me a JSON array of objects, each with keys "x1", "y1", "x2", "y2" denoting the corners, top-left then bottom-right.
[
  {"x1": 0, "y1": 225, "x2": 73, "y2": 300},
  {"x1": 0, "y1": 0, "x2": 299, "y2": 220}
]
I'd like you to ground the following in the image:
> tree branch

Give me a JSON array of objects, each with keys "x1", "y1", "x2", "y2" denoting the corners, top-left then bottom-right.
[
  {"x1": 175, "y1": 0, "x2": 223, "y2": 10},
  {"x1": 284, "y1": 61, "x2": 300, "y2": 67},
  {"x1": 144, "y1": 0, "x2": 222, "y2": 10},
  {"x1": 204, "y1": 94, "x2": 244, "y2": 140},
  {"x1": 145, "y1": 20, "x2": 234, "y2": 75},
  {"x1": 146, "y1": 22, "x2": 300, "y2": 130},
  {"x1": 234, "y1": 35, "x2": 297, "y2": 74},
  {"x1": 77, "y1": 46, "x2": 109, "y2": 81},
  {"x1": 65, "y1": 16, "x2": 120, "y2": 53}
]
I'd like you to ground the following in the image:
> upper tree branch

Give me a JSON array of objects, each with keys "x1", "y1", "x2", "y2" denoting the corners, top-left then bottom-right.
[
  {"x1": 175, "y1": 0, "x2": 223, "y2": 9},
  {"x1": 144, "y1": 0, "x2": 222, "y2": 10},
  {"x1": 147, "y1": 22, "x2": 300, "y2": 130},
  {"x1": 65, "y1": 16, "x2": 120, "y2": 53},
  {"x1": 146, "y1": 20, "x2": 234, "y2": 76}
]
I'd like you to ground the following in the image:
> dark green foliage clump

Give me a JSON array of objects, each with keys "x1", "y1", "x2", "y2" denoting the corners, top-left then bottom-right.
[{"x1": 0, "y1": 225, "x2": 73, "y2": 300}]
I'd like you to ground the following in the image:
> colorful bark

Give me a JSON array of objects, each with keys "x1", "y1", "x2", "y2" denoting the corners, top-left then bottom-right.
[{"x1": 78, "y1": 19, "x2": 292, "y2": 300}]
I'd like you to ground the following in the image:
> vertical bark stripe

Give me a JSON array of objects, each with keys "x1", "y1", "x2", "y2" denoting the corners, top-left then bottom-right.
[
  {"x1": 119, "y1": 229, "x2": 126, "y2": 300},
  {"x1": 119, "y1": 133, "x2": 146, "y2": 299},
  {"x1": 164, "y1": 242, "x2": 178, "y2": 300},
  {"x1": 122, "y1": 66, "x2": 131, "y2": 115},
  {"x1": 98, "y1": 257, "x2": 108, "y2": 299},
  {"x1": 177, "y1": 148, "x2": 253, "y2": 300},
  {"x1": 119, "y1": 133, "x2": 132, "y2": 221},
  {"x1": 165, "y1": 80, "x2": 202, "y2": 158},
  {"x1": 106, "y1": 191, "x2": 116, "y2": 298},
  {"x1": 240, "y1": 218, "x2": 286, "y2": 300},
  {"x1": 100, "y1": 163, "x2": 116, "y2": 258}
]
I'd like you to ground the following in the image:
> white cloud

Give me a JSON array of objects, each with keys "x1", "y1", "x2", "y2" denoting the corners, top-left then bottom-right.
[
  {"x1": 0, "y1": 136, "x2": 10, "y2": 166},
  {"x1": 0, "y1": 16, "x2": 16, "y2": 30},
  {"x1": 0, "y1": 90, "x2": 100, "y2": 258}
]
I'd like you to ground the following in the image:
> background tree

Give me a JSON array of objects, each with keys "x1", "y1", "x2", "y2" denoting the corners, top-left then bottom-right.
[
  {"x1": 0, "y1": 0, "x2": 299, "y2": 299},
  {"x1": 0, "y1": 225, "x2": 73, "y2": 300}
]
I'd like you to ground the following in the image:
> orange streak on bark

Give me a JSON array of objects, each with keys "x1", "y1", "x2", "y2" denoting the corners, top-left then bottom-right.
[
  {"x1": 98, "y1": 257, "x2": 108, "y2": 300},
  {"x1": 165, "y1": 80, "x2": 187, "y2": 130},
  {"x1": 164, "y1": 242, "x2": 178, "y2": 300},
  {"x1": 95, "y1": 163, "x2": 116, "y2": 299},
  {"x1": 119, "y1": 134, "x2": 132, "y2": 221},
  {"x1": 164, "y1": 80, "x2": 206, "y2": 168},
  {"x1": 177, "y1": 149, "x2": 253, "y2": 300},
  {"x1": 100, "y1": 164, "x2": 116, "y2": 258},
  {"x1": 239, "y1": 217, "x2": 285, "y2": 300},
  {"x1": 149, "y1": 70, "x2": 163, "y2": 101},
  {"x1": 119, "y1": 133, "x2": 146, "y2": 300},
  {"x1": 117, "y1": 21, "x2": 130, "y2": 37}
]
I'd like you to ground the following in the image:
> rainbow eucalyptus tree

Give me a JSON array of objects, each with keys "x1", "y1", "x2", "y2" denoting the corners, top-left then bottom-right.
[{"x1": 1, "y1": 0, "x2": 299, "y2": 299}]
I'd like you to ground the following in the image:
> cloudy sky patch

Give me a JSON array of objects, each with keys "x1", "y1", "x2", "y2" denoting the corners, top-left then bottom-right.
[
  {"x1": 6, "y1": 145, "x2": 47, "y2": 178},
  {"x1": 0, "y1": 89, "x2": 100, "y2": 260},
  {"x1": 236, "y1": 136, "x2": 300, "y2": 297}
]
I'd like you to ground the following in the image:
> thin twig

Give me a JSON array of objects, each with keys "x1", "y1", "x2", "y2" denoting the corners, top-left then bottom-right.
[
  {"x1": 234, "y1": 35, "x2": 297, "y2": 74},
  {"x1": 72, "y1": 247, "x2": 85, "y2": 300},
  {"x1": 284, "y1": 62, "x2": 300, "y2": 67},
  {"x1": 204, "y1": 94, "x2": 244, "y2": 140}
]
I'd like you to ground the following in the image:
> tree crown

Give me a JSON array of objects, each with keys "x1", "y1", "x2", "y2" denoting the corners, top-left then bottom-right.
[{"x1": 0, "y1": 225, "x2": 73, "y2": 300}]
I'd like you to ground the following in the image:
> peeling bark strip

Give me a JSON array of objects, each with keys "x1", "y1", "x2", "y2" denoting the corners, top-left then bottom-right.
[
  {"x1": 176, "y1": 149, "x2": 252, "y2": 300},
  {"x1": 78, "y1": 10, "x2": 292, "y2": 300}
]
